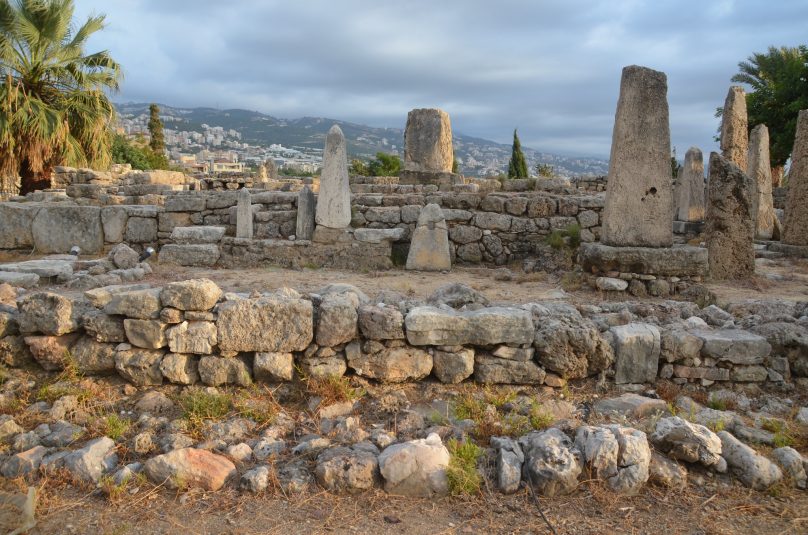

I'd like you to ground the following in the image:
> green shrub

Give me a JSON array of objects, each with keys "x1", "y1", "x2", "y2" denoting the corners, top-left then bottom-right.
[
  {"x1": 446, "y1": 439, "x2": 483, "y2": 495},
  {"x1": 545, "y1": 230, "x2": 565, "y2": 249}
]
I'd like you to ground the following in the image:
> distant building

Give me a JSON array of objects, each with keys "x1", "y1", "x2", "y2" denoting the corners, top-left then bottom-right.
[{"x1": 210, "y1": 161, "x2": 244, "y2": 174}]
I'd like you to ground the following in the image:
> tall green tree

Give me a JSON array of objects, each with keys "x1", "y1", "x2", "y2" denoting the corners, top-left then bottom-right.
[
  {"x1": 507, "y1": 129, "x2": 529, "y2": 179},
  {"x1": 0, "y1": 0, "x2": 122, "y2": 194},
  {"x1": 731, "y1": 45, "x2": 808, "y2": 182},
  {"x1": 147, "y1": 103, "x2": 165, "y2": 153}
]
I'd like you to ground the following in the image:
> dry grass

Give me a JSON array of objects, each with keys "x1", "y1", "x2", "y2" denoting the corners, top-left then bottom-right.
[{"x1": 303, "y1": 374, "x2": 365, "y2": 405}]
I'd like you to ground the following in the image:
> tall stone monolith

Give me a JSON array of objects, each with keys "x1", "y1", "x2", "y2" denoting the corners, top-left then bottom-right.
[
  {"x1": 403, "y1": 109, "x2": 454, "y2": 173},
  {"x1": 706, "y1": 153, "x2": 755, "y2": 280},
  {"x1": 720, "y1": 86, "x2": 748, "y2": 172},
  {"x1": 315, "y1": 125, "x2": 351, "y2": 229},
  {"x1": 296, "y1": 185, "x2": 316, "y2": 240},
  {"x1": 406, "y1": 203, "x2": 451, "y2": 271},
  {"x1": 783, "y1": 110, "x2": 808, "y2": 245},
  {"x1": 601, "y1": 65, "x2": 673, "y2": 247},
  {"x1": 265, "y1": 159, "x2": 279, "y2": 181},
  {"x1": 674, "y1": 147, "x2": 705, "y2": 222},
  {"x1": 236, "y1": 188, "x2": 253, "y2": 239},
  {"x1": 747, "y1": 124, "x2": 776, "y2": 240}
]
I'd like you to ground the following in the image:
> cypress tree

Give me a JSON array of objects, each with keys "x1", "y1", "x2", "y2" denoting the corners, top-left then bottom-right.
[
  {"x1": 148, "y1": 103, "x2": 165, "y2": 153},
  {"x1": 507, "y1": 129, "x2": 529, "y2": 178}
]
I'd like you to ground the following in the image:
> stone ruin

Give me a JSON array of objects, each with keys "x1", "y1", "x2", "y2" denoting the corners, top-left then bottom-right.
[{"x1": 398, "y1": 108, "x2": 461, "y2": 188}]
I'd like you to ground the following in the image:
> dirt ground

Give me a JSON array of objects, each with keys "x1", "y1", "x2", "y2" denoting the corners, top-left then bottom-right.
[{"x1": 3, "y1": 252, "x2": 808, "y2": 534}]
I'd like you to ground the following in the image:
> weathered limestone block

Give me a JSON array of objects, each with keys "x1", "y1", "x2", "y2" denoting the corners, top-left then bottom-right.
[
  {"x1": 405, "y1": 203, "x2": 451, "y2": 271},
  {"x1": 674, "y1": 147, "x2": 705, "y2": 222},
  {"x1": 0, "y1": 203, "x2": 40, "y2": 248},
  {"x1": 346, "y1": 343, "x2": 432, "y2": 382},
  {"x1": 531, "y1": 303, "x2": 614, "y2": 378},
  {"x1": 575, "y1": 425, "x2": 651, "y2": 494},
  {"x1": 101, "y1": 206, "x2": 128, "y2": 243},
  {"x1": 405, "y1": 306, "x2": 534, "y2": 347},
  {"x1": 115, "y1": 346, "x2": 164, "y2": 386},
  {"x1": 159, "y1": 353, "x2": 199, "y2": 384},
  {"x1": 198, "y1": 355, "x2": 252, "y2": 386},
  {"x1": 403, "y1": 108, "x2": 453, "y2": 173},
  {"x1": 719, "y1": 431, "x2": 781, "y2": 490},
  {"x1": 144, "y1": 448, "x2": 236, "y2": 491},
  {"x1": 358, "y1": 305, "x2": 405, "y2": 340},
  {"x1": 691, "y1": 329, "x2": 771, "y2": 365},
  {"x1": 578, "y1": 243, "x2": 708, "y2": 277},
  {"x1": 474, "y1": 355, "x2": 546, "y2": 384},
  {"x1": 748, "y1": 125, "x2": 776, "y2": 239},
  {"x1": 32, "y1": 205, "x2": 103, "y2": 253},
  {"x1": 170, "y1": 226, "x2": 225, "y2": 244},
  {"x1": 103, "y1": 288, "x2": 162, "y2": 319},
  {"x1": 166, "y1": 321, "x2": 217, "y2": 354},
  {"x1": 295, "y1": 186, "x2": 316, "y2": 240},
  {"x1": 601, "y1": 66, "x2": 673, "y2": 247},
  {"x1": 158, "y1": 244, "x2": 220, "y2": 267},
  {"x1": 254, "y1": 352, "x2": 294, "y2": 382},
  {"x1": 216, "y1": 295, "x2": 313, "y2": 353},
  {"x1": 432, "y1": 347, "x2": 475, "y2": 383},
  {"x1": 0, "y1": 271, "x2": 39, "y2": 288},
  {"x1": 160, "y1": 279, "x2": 222, "y2": 311},
  {"x1": 611, "y1": 323, "x2": 661, "y2": 384},
  {"x1": 519, "y1": 428, "x2": 582, "y2": 497},
  {"x1": 125, "y1": 217, "x2": 158, "y2": 243},
  {"x1": 17, "y1": 292, "x2": 79, "y2": 335},
  {"x1": 124, "y1": 319, "x2": 167, "y2": 349},
  {"x1": 236, "y1": 188, "x2": 253, "y2": 239},
  {"x1": 720, "y1": 86, "x2": 748, "y2": 172},
  {"x1": 783, "y1": 110, "x2": 808, "y2": 245},
  {"x1": 0, "y1": 335, "x2": 33, "y2": 367},
  {"x1": 315, "y1": 125, "x2": 351, "y2": 229},
  {"x1": 378, "y1": 433, "x2": 450, "y2": 497},
  {"x1": 650, "y1": 416, "x2": 722, "y2": 468},
  {"x1": 706, "y1": 152, "x2": 755, "y2": 280},
  {"x1": 24, "y1": 334, "x2": 80, "y2": 370},
  {"x1": 70, "y1": 336, "x2": 117, "y2": 374},
  {"x1": 315, "y1": 446, "x2": 379, "y2": 493},
  {"x1": 316, "y1": 294, "x2": 358, "y2": 347}
]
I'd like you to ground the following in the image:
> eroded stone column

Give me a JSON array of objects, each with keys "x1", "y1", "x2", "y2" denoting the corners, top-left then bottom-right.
[
  {"x1": 236, "y1": 188, "x2": 253, "y2": 239},
  {"x1": 315, "y1": 125, "x2": 351, "y2": 229},
  {"x1": 601, "y1": 65, "x2": 673, "y2": 247},
  {"x1": 296, "y1": 185, "x2": 316, "y2": 240},
  {"x1": 783, "y1": 110, "x2": 808, "y2": 245},
  {"x1": 720, "y1": 86, "x2": 748, "y2": 172},
  {"x1": 403, "y1": 108, "x2": 454, "y2": 173},
  {"x1": 706, "y1": 153, "x2": 755, "y2": 279},
  {"x1": 674, "y1": 147, "x2": 705, "y2": 222},
  {"x1": 748, "y1": 124, "x2": 776, "y2": 240}
]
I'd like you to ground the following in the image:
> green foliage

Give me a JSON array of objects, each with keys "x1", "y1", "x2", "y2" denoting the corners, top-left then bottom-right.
[
  {"x1": 761, "y1": 418, "x2": 795, "y2": 447},
  {"x1": 452, "y1": 158, "x2": 459, "y2": 174},
  {"x1": 729, "y1": 45, "x2": 808, "y2": 168},
  {"x1": 671, "y1": 147, "x2": 682, "y2": 178},
  {"x1": 528, "y1": 401, "x2": 554, "y2": 430},
  {"x1": 349, "y1": 158, "x2": 369, "y2": 175},
  {"x1": 545, "y1": 224, "x2": 580, "y2": 249},
  {"x1": 99, "y1": 413, "x2": 131, "y2": 440},
  {"x1": 0, "y1": 0, "x2": 122, "y2": 193},
  {"x1": 178, "y1": 389, "x2": 232, "y2": 425},
  {"x1": 565, "y1": 223, "x2": 581, "y2": 248},
  {"x1": 546, "y1": 230, "x2": 565, "y2": 249},
  {"x1": 147, "y1": 103, "x2": 165, "y2": 153},
  {"x1": 446, "y1": 439, "x2": 483, "y2": 495},
  {"x1": 279, "y1": 167, "x2": 316, "y2": 177},
  {"x1": 111, "y1": 134, "x2": 168, "y2": 170},
  {"x1": 536, "y1": 163, "x2": 555, "y2": 178},
  {"x1": 507, "y1": 129, "x2": 529, "y2": 178}
]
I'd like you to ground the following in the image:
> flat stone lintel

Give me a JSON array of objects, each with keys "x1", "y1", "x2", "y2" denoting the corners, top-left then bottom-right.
[
  {"x1": 672, "y1": 220, "x2": 704, "y2": 234},
  {"x1": 765, "y1": 242, "x2": 808, "y2": 258},
  {"x1": 579, "y1": 242, "x2": 708, "y2": 277}
]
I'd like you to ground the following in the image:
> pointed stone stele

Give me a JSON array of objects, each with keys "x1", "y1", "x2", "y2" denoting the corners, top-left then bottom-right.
[
  {"x1": 236, "y1": 188, "x2": 253, "y2": 239},
  {"x1": 747, "y1": 124, "x2": 777, "y2": 240},
  {"x1": 296, "y1": 185, "x2": 316, "y2": 240},
  {"x1": 783, "y1": 110, "x2": 808, "y2": 246},
  {"x1": 674, "y1": 147, "x2": 705, "y2": 222},
  {"x1": 720, "y1": 86, "x2": 748, "y2": 172},
  {"x1": 406, "y1": 203, "x2": 451, "y2": 271},
  {"x1": 706, "y1": 152, "x2": 755, "y2": 280},
  {"x1": 601, "y1": 65, "x2": 673, "y2": 247},
  {"x1": 315, "y1": 125, "x2": 351, "y2": 229}
]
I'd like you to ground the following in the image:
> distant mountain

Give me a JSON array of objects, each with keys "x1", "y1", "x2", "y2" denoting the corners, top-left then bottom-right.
[{"x1": 115, "y1": 103, "x2": 609, "y2": 177}]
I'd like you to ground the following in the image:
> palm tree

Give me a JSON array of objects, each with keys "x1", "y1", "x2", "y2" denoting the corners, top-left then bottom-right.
[
  {"x1": 731, "y1": 45, "x2": 808, "y2": 184},
  {"x1": 0, "y1": 0, "x2": 121, "y2": 194}
]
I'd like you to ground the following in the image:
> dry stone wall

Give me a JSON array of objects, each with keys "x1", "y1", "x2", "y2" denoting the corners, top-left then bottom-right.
[{"x1": 1, "y1": 280, "x2": 801, "y2": 391}]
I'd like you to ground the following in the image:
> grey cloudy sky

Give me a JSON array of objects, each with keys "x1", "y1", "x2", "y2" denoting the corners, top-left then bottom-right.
[{"x1": 74, "y1": 0, "x2": 808, "y2": 158}]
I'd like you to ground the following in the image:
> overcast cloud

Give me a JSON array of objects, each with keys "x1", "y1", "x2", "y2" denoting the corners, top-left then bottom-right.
[{"x1": 74, "y1": 0, "x2": 808, "y2": 158}]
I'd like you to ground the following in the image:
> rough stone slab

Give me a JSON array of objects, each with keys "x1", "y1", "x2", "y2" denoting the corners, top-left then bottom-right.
[
  {"x1": 354, "y1": 228, "x2": 406, "y2": 244},
  {"x1": 315, "y1": 125, "x2": 351, "y2": 229},
  {"x1": 0, "y1": 271, "x2": 39, "y2": 288},
  {"x1": 32, "y1": 205, "x2": 103, "y2": 254},
  {"x1": 0, "y1": 259, "x2": 73, "y2": 279},
  {"x1": 611, "y1": 323, "x2": 661, "y2": 384},
  {"x1": 217, "y1": 295, "x2": 313, "y2": 353},
  {"x1": 405, "y1": 306, "x2": 534, "y2": 346},
  {"x1": 783, "y1": 110, "x2": 808, "y2": 245},
  {"x1": 691, "y1": 329, "x2": 771, "y2": 365},
  {"x1": 406, "y1": 203, "x2": 451, "y2": 271},
  {"x1": 601, "y1": 66, "x2": 673, "y2": 247},
  {"x1": 169, "y1": 226, "x2": 225, "y2": 244},
  {"x1": 158, "y1": 244, "x2": 220, "y2": 267},
  {"x1": 674, "y1": 147, "x2": 706, "y2": 222},
  {"x1": 579, "y1": 242, "x2": 707, "y2": 277},
  {"x1": 0, "y1": 203, "x2": 40, "y2": 248},
  {"x1": 749, "y1": 125, "x2": 776, "y2": 240},
  {"x1": 295, "y1": 186, "x2": 316, "y2": 240}
]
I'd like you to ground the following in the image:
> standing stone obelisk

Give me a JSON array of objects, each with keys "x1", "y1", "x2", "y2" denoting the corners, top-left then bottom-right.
[
  {"x1": 747, "y1": 124, "x2": 776, "y2": 240},
  {"x1": 236, "y1": 188, "x2": 253, "y2": 239},
  {"x1": 296, "y1": 185, "x2": 316, "y2": 240},
  {"x1": 783, "y1": 110, "x2": 808, "y2": 245},
  {"x1": 706, "y1": 153, "x2": 755, "y2": 280},
  {"x1": 315, "y1": 125, "x2": 351, "y2": 229},
  {"x1": 720, "y1": 86, "x2": 748, "y2": 172},
  {"x1": 403, "y1": 109, "x2": 454, "y2": 173},
  {"x1": 674, "y1": 147, "x2": 706, "y2": 222},
  {"x1": 601, "y1": 65, "x2": 673, "y2": 247}
]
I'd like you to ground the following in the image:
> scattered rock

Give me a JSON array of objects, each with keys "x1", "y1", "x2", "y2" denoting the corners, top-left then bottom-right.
[
  {"x1": 378, "y1": 433, "x2": 450, "y2": 497},
  {"x1": 519, "y1": 428, "x2": 582, "y2": 497},
  {"x1": 719, "y1": 431, "x2": 782, "y2": 489},
  {"x1": 144, "y1": 448, "x2": 237, "y2": 490}
]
